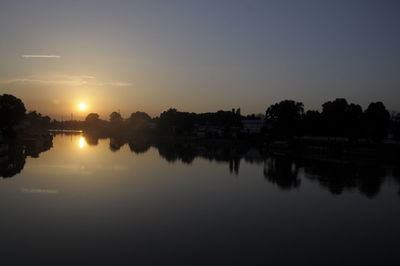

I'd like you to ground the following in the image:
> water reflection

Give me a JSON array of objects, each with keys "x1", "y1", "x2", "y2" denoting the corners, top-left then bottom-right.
[
  {"x1": 0, "y1": 144, "x2": 25, "y2": 178},
  {"x1": 78, "y1": 136, "x2": 86, "y2": 149},
  {"x1": 302, "y1": 161, "x2": 388, "y2": 198},
  {"x1": 109, "y1": 138, "x2": 125, "y2": 152},
  {"x1": 1, "y1": 132, "x2": 400, "y2": 199},
  {"x1": 263, "y1": 157, "x2": 301, "y2": 190},
  {"x1": 85, "y1": 133, "x2": 100, "y2": 146},
  {"x1": 128, "y1": 137, "x2": 150, "y2": 154},
  {"x1": 0, "y1": 135, "x2": 52, "y2": 178},
  {"x1": 394, "y1": 167, "x2": 400, "y2": 195}
]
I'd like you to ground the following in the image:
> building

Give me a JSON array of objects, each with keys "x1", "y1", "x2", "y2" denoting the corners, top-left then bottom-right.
[{"x1": 241, "y1": 120, "x2": 265, "y2": 134}]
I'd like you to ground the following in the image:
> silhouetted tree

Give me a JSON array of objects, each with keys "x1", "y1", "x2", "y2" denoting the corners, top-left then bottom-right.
[
  {"x1": 364, "y1": 102, "x2": 390, "y2": 141},
  {"x1": 109, "y1": 112, "x2": 123, "y2": 123},
  {"x1": 158, "y1": 108, "x2": 196, "y2": 135},
  {"x1": 25, "y1": 111, "x2": 51, "y2": 131},
  {"x1": 320, "y1": 99, "x2": 364, "y2": 139},
  {"x1": 265, "y1": 100, "x2": 304, "y2": 137},
  {"x1": 321, "y1": 98, "x2": 349, "y2": 136},
  {"x1": 84, "y1": 113, "x2": 109, "y2": 134},
  {"x1": 129, "y1": 111, "x2": 151, "y2": 121},
  {"x1": 0, "y1": 94, "x2": 26, "y2": 129},
  {"x1": 303, "y1": 110, "x2": 322, "y2": 136},
  {"x1": 346, "y1": 103, "x2": 363, "y2": 140},
  {"x1": 85, "y1": 113, "x2": 100, "y2": 123},
  {"x1": 127, "y1": 111, "x2": 151, "y2": 131}
]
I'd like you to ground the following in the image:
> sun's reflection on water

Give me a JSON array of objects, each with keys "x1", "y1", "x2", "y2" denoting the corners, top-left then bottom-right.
[{"x1": 78, "y1": 136, "x2": 86, "y2": 149}]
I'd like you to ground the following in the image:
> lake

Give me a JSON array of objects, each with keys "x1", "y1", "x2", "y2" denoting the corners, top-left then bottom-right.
[{"x1": 0, "y1": 133, "x2": 399, "y2": 266}]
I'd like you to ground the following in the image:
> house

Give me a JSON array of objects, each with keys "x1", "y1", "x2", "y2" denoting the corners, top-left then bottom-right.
[
  {"x1": 194, "y1": 125, "x2": 224, "y2": 138},
  {"x1": 241, "y1": 120, "x2": 265, "y2": 134}
]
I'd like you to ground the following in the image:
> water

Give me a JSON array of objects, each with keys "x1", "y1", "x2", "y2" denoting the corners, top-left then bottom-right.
[{"x1": 0, "y1": 134, "x2": 399, "y2": 266}]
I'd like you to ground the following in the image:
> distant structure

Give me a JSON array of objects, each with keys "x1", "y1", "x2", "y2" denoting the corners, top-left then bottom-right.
[
  {"x1": 241, "y1": 120, "x2": 265, "y2": 134},
  {"x1": 195, "y1": 125, "x2": 224, "y2": 138}
]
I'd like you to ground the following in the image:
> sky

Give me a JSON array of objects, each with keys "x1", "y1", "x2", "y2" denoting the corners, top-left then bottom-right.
[{"x1": 0, "y1": 0, "x2": 400, "y2": 120}]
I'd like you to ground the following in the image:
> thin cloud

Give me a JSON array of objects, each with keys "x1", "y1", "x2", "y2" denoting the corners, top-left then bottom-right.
[
  {"x1": 0, "y1": 75, "x2": 132, "y2": 87},
  {"x1": 22, "y1": 54, "x2": 61, "y2": 58},
  {"x1": 21, "y1": 188, "x2": 59, "y2": 194},
  {"x1": 106, "y1": 82, "x2": 133, "y2": 87}
]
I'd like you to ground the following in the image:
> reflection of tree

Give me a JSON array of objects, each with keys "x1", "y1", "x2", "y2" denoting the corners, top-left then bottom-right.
[
  {"x1": 2, "y1": 132, "x2": 396, "y2": 200},
  {"x1": 304, "y1": 162, "x2": 358, "y2": 195},
  {"x1": 157, "y1": 143, "x2": 179, "y2": 163},
  {"x1": 155, "y1": 141, "x2": 247, "y2": 173},
  {"x1": 303, "y1": 161, "x2": 386, "y2": 198},
  {"x1": 393, "y1": 167, "x2": 400, "y2": 196},
  {"x1": 84, "y1": 134, "x2": 99, "y2": 146},
  {"x1": 128, "y1": 139, "x2": 150, "y2": 154},
  {"x1": 156, "y1": 143, "x2": 196, "y2": 164},
  {"x1": 357, "y1": 166, "x2": 386, "y2": 198},
  {"x1": 0, "y1": 145, "x2": 26, "y2": 178},
  {"x1": 243, "y1": 149, "x2": 264, "y2": 165},
  {"x1": 24, "y1": 136, "x2": 53, "y2": 158},
  {"x1": 1, "y1": 136, "x2": 54, "y2": 178},
  {"x1": 263, "y1": 158, "x2": 300, "y2": 189},
  {"x1": 109, "y1": 138, "x2": 125, "y2": 152},
  {"x1": 229, "y1": 158, "x2": 240, "y2": 175}
]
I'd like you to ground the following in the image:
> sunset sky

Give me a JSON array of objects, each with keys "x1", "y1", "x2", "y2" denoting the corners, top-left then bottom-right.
[{"x1": 1, "y1": 0, "x2": 399, "y2": 120}]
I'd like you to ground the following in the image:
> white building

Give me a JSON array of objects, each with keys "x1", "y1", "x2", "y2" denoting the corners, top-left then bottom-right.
[{"x1": 241, "y1": 120, "x2": 265, "y2": 134}]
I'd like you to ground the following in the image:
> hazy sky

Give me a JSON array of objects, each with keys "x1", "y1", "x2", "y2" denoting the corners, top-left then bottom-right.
[{"x1": 1, "y1": 0, "x2": 399, "y2": 119}]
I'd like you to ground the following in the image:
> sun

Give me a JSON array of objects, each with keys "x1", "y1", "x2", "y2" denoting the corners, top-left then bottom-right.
[{"x1": 78, "y1": 102, "x2": 88, "y2": 111}]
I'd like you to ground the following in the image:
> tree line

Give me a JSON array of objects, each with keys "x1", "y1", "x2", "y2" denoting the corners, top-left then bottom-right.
[
  {"x1": 265, "y1": 99, "x2": 399, "y2": 141},
  {"x1": 2, "y1": 94, "x2": 400, "y2": 142},
  {"x1": 72, "y1": 98, "x2": 399, "y2": 141},
  {"x1": 0, "y1": 94, "x2": 51, "y2": 138}
]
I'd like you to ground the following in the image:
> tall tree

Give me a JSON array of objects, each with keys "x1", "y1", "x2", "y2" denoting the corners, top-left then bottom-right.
[
  {"x1": 85, "y1": 113, "x2": 100, "y2": 123},
  {"x1": 364, "y1": 102, "x2": 390, "y2": 141},
  {"x1": 0, "y1": 94, "x2": 26, "y2": 128},
  {"x1": 109, "y1": 112, "x2": 123, "y2": 123},
  {"x1": 322, "y1": 98, "x2": 349, "y2": 136},
  {"x1": 128, "y1": 111, "x2": 152, "y2": 130},
  {"x1": 265, "y1": 100, "x2": 304, "y2": 137}
]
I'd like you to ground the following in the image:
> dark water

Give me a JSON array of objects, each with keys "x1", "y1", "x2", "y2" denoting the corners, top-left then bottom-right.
[{"x1": 1, "y1": 134, "x2": 399, "y2": 266}]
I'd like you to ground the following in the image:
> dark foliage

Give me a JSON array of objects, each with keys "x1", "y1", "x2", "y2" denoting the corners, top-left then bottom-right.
[
  {"x1": 265, "y1": 100, "x2": 304, "y2": 137},
  {"x1": 265, "y1": 98, "x2": 393, "y2": 142},
  {"x1": 0, "y1": 94, "x2": 26, "y2": 128}
]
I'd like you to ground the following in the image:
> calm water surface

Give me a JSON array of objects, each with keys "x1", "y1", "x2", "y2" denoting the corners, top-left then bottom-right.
[{"x1": 0, "y1": 134, "x2": 399, "y2": 265}]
